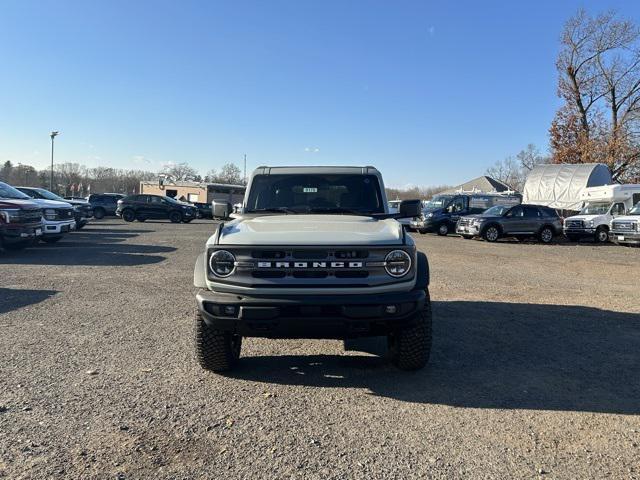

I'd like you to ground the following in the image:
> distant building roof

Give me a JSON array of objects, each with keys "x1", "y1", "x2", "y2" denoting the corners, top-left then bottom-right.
[{"x1": 439, "y1": 176, "x2": 513, "y2": 195}]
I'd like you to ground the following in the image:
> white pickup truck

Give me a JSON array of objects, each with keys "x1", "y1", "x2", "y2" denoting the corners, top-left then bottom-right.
[{"x1": 563, "y1": 184, "x2": 640, "y2": 243}]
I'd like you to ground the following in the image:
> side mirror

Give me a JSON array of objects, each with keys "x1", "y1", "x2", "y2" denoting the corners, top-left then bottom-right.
[
  {"x1": 398, "y1": 199, "x2": 421, "y2": 218},
  {"x1": 212, "y1": 200, "x2": 231, "y2": 219}
]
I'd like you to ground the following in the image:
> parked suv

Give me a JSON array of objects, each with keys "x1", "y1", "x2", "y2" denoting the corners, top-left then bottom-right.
[
  {"x1": 17, "y1": 186, "x2": 92, "y2": 229},
  {"x1": 0, "y1": 183, "x2": 43, "y2": 250},
  {"x1": 609, "y1": 201, "x2": 640, "y2": 246},
  {"x1": 456, "y1": 204, "x2": 562, "y2": 243},
  {"x1": 88, "y1": 193, "x2": 124, "y2": 219},
  {"x1": 193, "y1": 166, "x2": 429, "y2": 372},
  {"x1": 116, "y1": 194, "x2": 198, "y2": 223},
  {"x1": 411, "y1": 193, "x2": 521, "y2": 235}
]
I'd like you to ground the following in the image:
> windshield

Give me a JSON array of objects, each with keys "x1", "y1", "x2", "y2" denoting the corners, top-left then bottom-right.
[
  {"x1": 482, "y1": 205, "x2": 510, "y2": 216},
  {"x1": 629, "y1": 202, "x2": 640, "y2": 215},
  {"x1": 32, "y1": 188, "x2": 65, "y2": 201},
  {"x1": 423, "y1": 195, "x2": 452, "y2": 211},
  {"x1": 245, "y1": 174, "x2": 384, "y2": 214},
  {"x1": 0, "y1": 182, "x2": 31, "y2": 200},
  {"x1": 579, "y1": 202, "x2": 611, "y2": 215}
]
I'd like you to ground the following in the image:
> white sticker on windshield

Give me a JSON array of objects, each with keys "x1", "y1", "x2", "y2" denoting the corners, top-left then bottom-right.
[{"x1": 303, "y1": 187, "x2": 317, "y2": 193}]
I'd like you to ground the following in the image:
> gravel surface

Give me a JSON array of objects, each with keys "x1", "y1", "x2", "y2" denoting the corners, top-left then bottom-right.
[{"x1": 1, "y1": 219, "x2": 639, "y2": 479}]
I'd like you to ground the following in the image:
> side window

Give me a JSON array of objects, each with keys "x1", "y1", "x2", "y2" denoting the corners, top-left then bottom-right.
[
  {"x1": 524, "y1": 206, "x2": 540, "y2": 218},
  {"x1": 449, "y1": 196, "x2": 466, "y2": 213},
  {"x1": 611, "y1": 203, "x2": 625, "y2": 216},
  {"x1": 507, "y1": 206, "x2": 524, "y2": 217},
  {"x1": 149, "y1": 196, "x2": 164, "y2": 204}
]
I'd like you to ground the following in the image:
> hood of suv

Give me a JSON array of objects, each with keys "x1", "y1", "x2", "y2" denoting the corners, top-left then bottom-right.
[
  {"x1": 216, "y1": 214, "x2": 403, "y2": 246},
  {"x1": 27, "y1": 199, "x2": 72, "y2": 209},
  {"x1": 0, "y1": 198, "x2": 40, "y2": 209}
]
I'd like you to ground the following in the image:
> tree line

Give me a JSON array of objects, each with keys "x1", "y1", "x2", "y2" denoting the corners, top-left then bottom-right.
[
  {"x1": 487, "y1": 9, "x2": 640, "y2": 190},
  {"x1": 0, "y1": 160, "x2": 245, "y2": 196}
]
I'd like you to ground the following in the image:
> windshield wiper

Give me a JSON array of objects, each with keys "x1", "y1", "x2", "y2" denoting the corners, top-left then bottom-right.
[{"x1": 246, "y1": 207, "x2": 299, "y2": 214}]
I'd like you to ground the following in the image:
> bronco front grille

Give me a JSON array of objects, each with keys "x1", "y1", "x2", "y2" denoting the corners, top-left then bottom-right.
[{"x1": 209, "y1": 246, "x2": 413, "y2": 289}]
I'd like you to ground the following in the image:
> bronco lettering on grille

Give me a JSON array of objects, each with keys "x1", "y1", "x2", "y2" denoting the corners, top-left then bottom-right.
[{"x1": 257, "y1": 261, "x2": 364, "y2": 268}]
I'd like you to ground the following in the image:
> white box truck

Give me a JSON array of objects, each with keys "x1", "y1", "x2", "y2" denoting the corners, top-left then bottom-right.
[{"x1": 563, "y1": 184, "x2": 640, "y2": 243}]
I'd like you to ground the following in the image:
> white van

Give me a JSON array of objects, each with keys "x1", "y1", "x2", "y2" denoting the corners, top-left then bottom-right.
[{"x1": 563, "y1": 184, "x2": 640, "y2": 243}]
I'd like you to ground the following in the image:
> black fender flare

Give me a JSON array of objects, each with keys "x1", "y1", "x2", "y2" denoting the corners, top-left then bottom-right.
[{"x1": 415, "y1": 251, "x2": 430, "y2": 289}]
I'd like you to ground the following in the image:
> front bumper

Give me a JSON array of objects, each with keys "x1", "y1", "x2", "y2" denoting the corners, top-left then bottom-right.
[
  {"x1": 411, "y1": 218, "x2": 436, "y2": 232},
  {"x1": 610, "y1": 231, "x2": 640, "y2": 244},
  {"x1": 456, "y1": 223, "x2": 481, "y2": 236},
  {"x1": 563, "y1": 228, "x2": 596, "y2": 237},
  {"x1": 1, "y1": 223, "x2": 43, "y2": 244},
  {"x1": 196, "y1": 289, "x2": 426, "y2": 339},
  {"x1": 42, "y1": 219, "x2": 75, "y2": 237}
]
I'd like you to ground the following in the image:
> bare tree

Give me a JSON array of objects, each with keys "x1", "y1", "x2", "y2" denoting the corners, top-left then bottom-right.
[
  {"x1": 486, "y1": 144, "x2": 550, "y2": 192},
  {"x1": 551, "y1": 9, "x2": 640, "y2": 181},
  {"x1": 205, "y1": 163, "x2": 243, "y2": 184},
  {"x1": 160, "y1": 162, "x2": 200, "y2": 181}
]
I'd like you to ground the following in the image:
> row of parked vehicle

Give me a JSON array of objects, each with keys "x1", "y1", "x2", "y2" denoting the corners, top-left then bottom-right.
[
  {"x1": 0, "y1": 182, "x2": 130, "y2": 251},
  {"x1": 404, "y1": 184, "x2": 640, "y2": 246}
]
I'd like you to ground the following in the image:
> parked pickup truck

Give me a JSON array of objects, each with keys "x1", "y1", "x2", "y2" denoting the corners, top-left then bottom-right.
[
  {"x1": 609, "y1": 201, "x2": 640, "y2": 246},
  {"x1": 193, "y1": 166, "x2": 430, "y2": 372},
  {"x1": 17, "y1": 186, "x2": 92, "y2": 229},
  {"x1": 0, "y1": 182, "x2": 43, "y2": 250}
]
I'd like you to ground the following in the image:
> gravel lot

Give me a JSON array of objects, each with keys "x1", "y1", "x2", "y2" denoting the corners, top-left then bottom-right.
[{"x1": 1, "y1": 219, "x2": 639, "y2": 479}]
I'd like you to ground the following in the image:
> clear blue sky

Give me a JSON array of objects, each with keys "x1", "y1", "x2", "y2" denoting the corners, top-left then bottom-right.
[{"x1": 1, "y1": 0, "x2": 639, "y2": 188}]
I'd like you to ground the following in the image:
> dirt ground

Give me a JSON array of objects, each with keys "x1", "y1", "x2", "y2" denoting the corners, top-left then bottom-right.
[{"x1": 1, "y1": 219, "x2": 639, "y2": 479}]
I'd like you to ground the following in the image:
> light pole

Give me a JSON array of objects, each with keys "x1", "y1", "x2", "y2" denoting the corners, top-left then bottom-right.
[{"x1": 50, "y1": 131, "x2": 59, "y2": 191}]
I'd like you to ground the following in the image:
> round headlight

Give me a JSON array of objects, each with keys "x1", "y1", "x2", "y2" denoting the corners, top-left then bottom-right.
[
  {"x1": 209, "y1": 250, "x2": 236, "y2": 277},
  {"x1": 384, "y1": 250, "x2": 412, "y2": 278}
]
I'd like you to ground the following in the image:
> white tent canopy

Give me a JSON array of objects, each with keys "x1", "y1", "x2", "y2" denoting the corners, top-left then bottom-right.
[{"x1": 522, "y1": 163, "x2": 612, "y2": 210}]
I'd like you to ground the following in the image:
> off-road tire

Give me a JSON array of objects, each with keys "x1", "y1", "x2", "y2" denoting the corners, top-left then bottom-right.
[
  {"x1": 436, "y1": 223, "x2": 449, "y2": 236},
  {"x1": 538, "y1": 226, "x2": 554, "y2": 244},
  {"x1": 389, "y1": 290, "x2": 432, "y2": 371},
  {"x1": 93, "y1": 207, "x2": 105, "y2": 220},
  {"x1": 594, "y1": 226, "x2": 609, "y2": 244},
  {"x1": 169, "y1": 211, "x2": 182, "y2": 223},
  {"x1": 122, "y1": 209, "x2": 135, "y2": 222},
  {"x1": 194, "y1": 312, "x2": 242, "y2": 372}
]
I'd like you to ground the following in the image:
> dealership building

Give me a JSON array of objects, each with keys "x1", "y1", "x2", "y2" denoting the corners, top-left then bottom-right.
[{"x1": 139, "y1": 180, "x2": 246, "y2": 205}]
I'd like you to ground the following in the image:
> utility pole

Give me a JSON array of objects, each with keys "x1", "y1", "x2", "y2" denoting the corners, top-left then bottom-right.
[
  {"x1": 50, "y1": 131, "x2": 59, "y2": 191},
  {"x1": 243, "y1": 154, "x2": 247, "y2": 185}
]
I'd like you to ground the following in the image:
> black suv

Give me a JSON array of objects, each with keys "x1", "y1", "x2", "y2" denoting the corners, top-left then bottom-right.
[
  {"x1": 116, "y1": 194, "x2": 198, "y2": 223},
  {"x1": 17, "y1": 186, "x2": 93, "y2": 229},
  {"x1": 456, "y1": 204, "x2": 563, "y2": 243},
  {"x1": 88, "y1": 193, "x2": 125, "y2": 219}
]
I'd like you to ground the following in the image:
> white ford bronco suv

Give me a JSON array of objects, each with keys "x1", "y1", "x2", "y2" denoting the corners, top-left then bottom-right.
[{"x1": 193, "y1": 166, "x2": 431, "y2": 372}]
